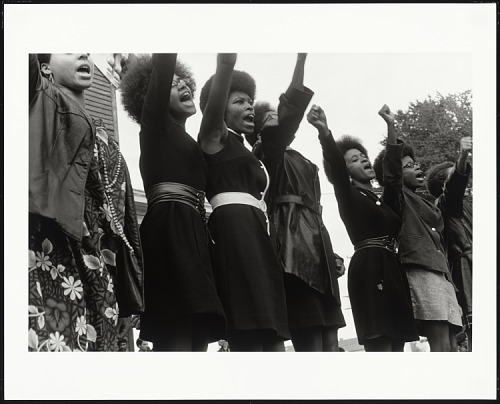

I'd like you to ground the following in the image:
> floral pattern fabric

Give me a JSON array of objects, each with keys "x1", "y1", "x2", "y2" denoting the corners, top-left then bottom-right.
[{"x1": 29, "y1": 123, "x2": 129, "y2": 352}]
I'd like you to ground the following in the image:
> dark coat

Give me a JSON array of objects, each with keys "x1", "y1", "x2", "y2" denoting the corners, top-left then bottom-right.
[{"x1": 258, "y1": 85, "x2": 343, "y2": 298}]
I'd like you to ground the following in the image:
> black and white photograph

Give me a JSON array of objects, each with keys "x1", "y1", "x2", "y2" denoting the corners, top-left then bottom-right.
[{"x1": 4, "y1": 2, "x2": 497, "y2": 400}]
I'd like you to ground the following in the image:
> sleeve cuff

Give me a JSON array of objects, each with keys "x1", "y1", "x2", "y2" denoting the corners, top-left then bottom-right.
[{"x1": 282, "y1": 84, "x2": 314, "y2": 109}]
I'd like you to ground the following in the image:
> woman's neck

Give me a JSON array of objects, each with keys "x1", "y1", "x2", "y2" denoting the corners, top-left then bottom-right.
[
  {"x1": 172, "y1": 116, "x2": 187, "y2": 129},
  {"x1": 352, "y1": 179, "x2": 373, "y2": 190},
  {"x1": 59, "y1": 86, "x2": 87, "y2": 109}
]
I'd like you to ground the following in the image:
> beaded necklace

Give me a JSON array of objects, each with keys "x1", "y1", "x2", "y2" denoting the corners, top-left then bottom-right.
[{"x1": 97, "y1": 134, "x2": 135, "y2": 255}]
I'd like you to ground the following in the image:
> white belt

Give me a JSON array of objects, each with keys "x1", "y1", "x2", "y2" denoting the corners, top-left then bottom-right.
[{"x1": 210, "y1": 192, "x2": 270, "y2": 235}]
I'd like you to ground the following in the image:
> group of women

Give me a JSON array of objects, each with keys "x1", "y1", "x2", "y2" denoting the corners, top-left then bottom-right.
[{"x1": 28, "y1": 52, "x2": 472, "y2": 352}]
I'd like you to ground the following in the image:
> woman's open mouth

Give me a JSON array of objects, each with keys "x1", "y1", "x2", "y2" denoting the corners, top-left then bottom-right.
[
  {"x1": 243, "y1": 114, "x2": 255, "y2": 124},
  {"x1": 77, "y1": 64, "x2": 91, "y2": 75},
  {"x1": 180, "y1": 91, "x2": 192, "y2": 102}
]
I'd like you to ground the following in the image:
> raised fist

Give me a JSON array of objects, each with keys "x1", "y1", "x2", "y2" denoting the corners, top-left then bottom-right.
[
  {"x1": 378, "y1": 104, "x2": 395, "y2": 125},
  {"x1": 217, "y1": 53, "x2": 237, "y2": 67},
  {"x1": 460, "y1": 136, "x2": 472, "y2": 155},
  {"x1": 307, "y1": 104, "x2": 328, "y2": 132}
]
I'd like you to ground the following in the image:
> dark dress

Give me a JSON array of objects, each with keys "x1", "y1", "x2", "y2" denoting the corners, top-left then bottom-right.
[
  {"x1": 319, "y1": 133, "x2": 418, "y2": 345},
  {"x1": 257, "y1": 85, "x2": 345, "y2": 331},
  {"x1": 138, "y1": 54, "x2": 225, "y2": 343},
  {"x1": 203, "y1": 131, "x2": 290, "y2": 340}
]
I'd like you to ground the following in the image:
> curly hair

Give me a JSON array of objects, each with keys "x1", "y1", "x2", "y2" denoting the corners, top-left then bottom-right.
[
  {"x1": 426, "y1": 161, "x2": 455, "y2": 198},
  {"x1": 253, "y1": 100, "x2": 275, "y2": 135},
  {"x1": 199, "y1": 69, "x2": 256, "y2": 113},
  {"x1": 373, "y1": 142, "x2": 415, "y2": 186},
  {"x1": 336, "y1": 135, "x2": 369, "y2": 158},
  {"x1": 120, "y1": 54, "x2": 196, "y2": 124}
]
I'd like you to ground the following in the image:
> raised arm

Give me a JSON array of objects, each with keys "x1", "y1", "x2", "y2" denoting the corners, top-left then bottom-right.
[
  {"x1": 260, "y1": 54, "x2": 314, "y2": 170},
  {"x1": 438, "y1": 136, "x2": 472, "y2": 218},
  {"x1": 198, "y1": 53, "x2": 236, "y2": 154},
  {"x1": 29, "y1": 54, "x2": 44, "y2": 104},
  {"x1": 307, "y1": 105, "x2": 353, "y2": 203},
  {"x1": 378, "y1": 105, "x2": 404, "y2": 216},
  {"x1": 140, "y1": 53, "x2": 176, "y2": 130},
  {"x1": 290, "y1": 53, "x2": 307, "y2": 90}
]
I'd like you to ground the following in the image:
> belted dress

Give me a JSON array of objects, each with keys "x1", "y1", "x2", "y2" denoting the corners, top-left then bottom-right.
[
  {"x1": 138, "y1": 54, "x2": 225, "y2": 343},
  {"x1": 319, "y1": 132, "x2": 418, "y2": 345}
]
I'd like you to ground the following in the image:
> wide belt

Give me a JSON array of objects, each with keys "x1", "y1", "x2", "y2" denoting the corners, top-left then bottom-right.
[
  {"x1": 273, "y1": 194, "x2": 322, "y2": 216},
  {"x1": 354, "y1": 236, "x2": 398, "y2": 254},
  {"x1": 146, "y1": 182, "x2": 207, "y2": 219},
  {"x1": 210, "y1": 192, "x2": 270, "y2": 235}
]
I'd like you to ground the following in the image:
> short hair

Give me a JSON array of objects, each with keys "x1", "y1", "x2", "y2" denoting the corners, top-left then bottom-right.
[
  {"x1": 199, "y1": 69, "x2": 256, "y2": 113},
  {"x1": 426, "y1": 161, "x2": 455, "y2": 198},
  {"x1": 373, "y1": 142, "x2": 415, "y2": 186},
  {"x1": 118, "y1": 338, "x2": 127, "y2": 345},
  {"x1": 136, "y1": 338, "x2": 144, "y2": 348},
  {"x1": 120, "y1": 54, "x2": 196, "y2": 124},
  {"x1": 336, "y1": 135, "x2": 369, "y2": 158}
]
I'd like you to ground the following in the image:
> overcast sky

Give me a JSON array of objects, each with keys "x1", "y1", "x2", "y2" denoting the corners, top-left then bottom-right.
[{"x1": 5, "y1": 3, "x2": 496, "y2": 400}]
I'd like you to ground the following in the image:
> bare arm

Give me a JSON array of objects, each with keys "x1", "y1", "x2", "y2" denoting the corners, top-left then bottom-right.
[
  {"x1": 378, "y1": 104, "x2": 397, "y2": 145},
  {"x1": 290, "y1": 53, "x2": 307, "y2": 90},
  {"x1": 198, "y1": 53, "x2": 236, "y2": 154}
]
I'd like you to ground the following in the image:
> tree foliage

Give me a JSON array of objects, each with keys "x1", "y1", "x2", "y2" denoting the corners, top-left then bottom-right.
[{"x1": 382, "y1": 90, "x2": 472, "y2": 172}]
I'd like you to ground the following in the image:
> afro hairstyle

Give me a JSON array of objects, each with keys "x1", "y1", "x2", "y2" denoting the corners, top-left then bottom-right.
[
  {"x1": 321, "y1": 135, "x2": 368, "y2": 186},
  {"x1": 119, "y1": 54, "x2": 196, "y2": 124},
  {"x1": 373, "y1": 141, "x2": 415, "y2": 186},
  {"x1": 425, "y1": 161, "x2": 455, "y2": 198},
  {"x1": 336, "y1": 135, "x2": 369, "y2": 158},
  {"x1": 199, "y1": 69, "x2": 256, "y2": 114}
]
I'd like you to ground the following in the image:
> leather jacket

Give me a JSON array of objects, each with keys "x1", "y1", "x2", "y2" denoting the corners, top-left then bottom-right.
[
  {"x1": 29, "y1": 54, "x2": 95, "y2": 241},
  {"x1": 258, "y1": 84, "x2": 343, "y2": 299}
]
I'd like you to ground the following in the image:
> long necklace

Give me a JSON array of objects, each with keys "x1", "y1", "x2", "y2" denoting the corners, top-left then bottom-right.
[{"x1": 98, "y1": 137, "x2": 135, "y2": 255}]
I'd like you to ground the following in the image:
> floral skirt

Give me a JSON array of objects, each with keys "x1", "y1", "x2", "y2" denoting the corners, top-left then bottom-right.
[{"x1": 28, "y1": 215, "x2": 119, "y2": 352}]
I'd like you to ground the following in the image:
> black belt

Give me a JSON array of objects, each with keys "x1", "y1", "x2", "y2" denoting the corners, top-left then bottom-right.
[
  {"x1": 354, "y1": 236, "x2": 398, "y2": 253},
  {"x1": 146, "y1": 182, "x2": 207, "y2": 221},
  {"x1": 273, "y1": 194, "x2": 322, "y2": 216}
]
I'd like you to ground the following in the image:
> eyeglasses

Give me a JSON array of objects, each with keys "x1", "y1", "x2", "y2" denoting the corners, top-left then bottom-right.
[
  {"x1": 262, "y1": 112, "x2": 278, "y2": 125},
  {"x1": 171, "y1": 78, "x2": 188, "y2": 88},
  {"x1": 402, "y1": 161, "x2": 419, "y2": 169}
]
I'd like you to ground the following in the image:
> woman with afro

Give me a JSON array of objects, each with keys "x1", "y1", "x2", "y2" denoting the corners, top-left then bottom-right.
[
  {"x1": 198, "y1": 53, "x2": 289, "y2": 351},
  {"x1": 306, "y1": 104, "x2": 418, "y2": 351},
  {"x1": 425, "y1": 136, "x2": 473, "y2": 350},
  {"x1": 250, "y1": 54, "x2": 347, "y2": 352},
  {"x1": 120, "y1": 54, "x2": 225, "y2": 351},
  {"x1": 374, "y1": 106, "x2": 465, "y2": 351}
]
